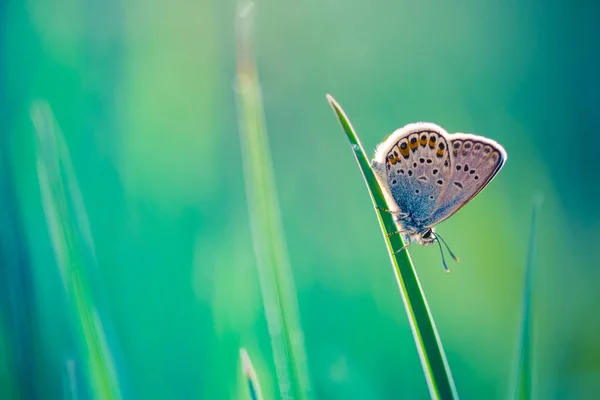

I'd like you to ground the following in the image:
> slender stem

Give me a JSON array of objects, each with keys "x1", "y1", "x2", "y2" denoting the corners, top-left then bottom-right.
[
  {"x1": 327, "y1": 94, "x2": 458, "y2": 399},
  {"x1": 32, "y1": 101, "x2": 123, "y2": 400},
  {"x1": 513, "y1": 202, "x2": 539, "y2": 399},
  {"x1": 235, "y1": 3, "x2": 312, "y2": 399},
  {"x1": 241, "y1": 349, "x2": 265, "y2": 400}
]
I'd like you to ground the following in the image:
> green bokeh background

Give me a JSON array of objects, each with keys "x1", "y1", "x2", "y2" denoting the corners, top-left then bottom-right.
[{"x1": 2, "y1": 0, "x2": 600, "y2": 399}]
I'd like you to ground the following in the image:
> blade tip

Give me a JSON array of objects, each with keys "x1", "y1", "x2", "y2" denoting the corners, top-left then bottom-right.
[{"x1": 326, "y1": 93, "x2": 338, "y2": 107}]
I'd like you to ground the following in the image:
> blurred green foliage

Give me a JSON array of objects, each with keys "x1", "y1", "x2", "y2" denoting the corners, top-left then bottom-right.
[{"x1": 1, "y1": 0, "x2": 600, "y2": 399}]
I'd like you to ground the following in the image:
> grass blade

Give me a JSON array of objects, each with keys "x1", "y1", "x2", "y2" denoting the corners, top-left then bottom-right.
[
  {"x1": 513, "y1": 202, "x2": 539, "y2": 399},
  {"x1": 0, "y1": 133, "x2": 39, "y2": 399},
  {"x1": 326, "y1": 94, "x2": 458, "y2": 399},
  {"x1": 241, "y1": 348, "x2": 265, "y2": 400},
  {"x1": 63, "y1": 358, "x2": 78, "y2": 400},
  {"x1": 235, "y1": 2, "x2": 312, "y2": 399},
  {"x1": 31, "y1": 101, "x2": 123, "y2": 400}
]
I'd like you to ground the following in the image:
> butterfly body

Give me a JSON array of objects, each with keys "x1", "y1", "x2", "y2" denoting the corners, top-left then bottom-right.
[{"x1": 371, "y1": 122, "x2": 507, "y2": 256}]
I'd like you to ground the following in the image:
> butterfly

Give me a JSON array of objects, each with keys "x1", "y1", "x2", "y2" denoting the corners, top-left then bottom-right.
[{"x1": 371, "y1": 122, "x2": 507, "y2": 271}]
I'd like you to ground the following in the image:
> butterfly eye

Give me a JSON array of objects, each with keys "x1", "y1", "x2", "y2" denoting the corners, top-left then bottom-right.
[{"x1": 422, "y1": 230, "x2": 432, "y2": 239}]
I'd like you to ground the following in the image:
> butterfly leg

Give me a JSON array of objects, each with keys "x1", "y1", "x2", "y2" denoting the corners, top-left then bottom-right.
[
  {"x1": 376, "y1": 206, "x2": 409, "y2": 220},
  {"x1": 386, "y1": 230, "x2": 407, "y2": 238},
  {"x1": 394, "y1": 239, "x2": 413, "y2": 255}
]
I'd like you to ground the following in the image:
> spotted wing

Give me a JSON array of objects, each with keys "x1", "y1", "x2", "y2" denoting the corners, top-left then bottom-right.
[
  {"x1": 419, "y1": 134, "x2": 507, "y2": 227},
  {"x1": 372, "y1": 123, "x2": 453, "y2": 221}
]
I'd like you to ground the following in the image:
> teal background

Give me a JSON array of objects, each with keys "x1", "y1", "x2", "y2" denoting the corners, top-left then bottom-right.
[{"x1": 2, "y1": 0, "x2": 600, "y2": 398}]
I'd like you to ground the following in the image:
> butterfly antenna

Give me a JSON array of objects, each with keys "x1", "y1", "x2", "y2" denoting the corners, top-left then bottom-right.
[
  {"x1": 435, "y1": 236, "x2": 450, "y2": 272},
  {"x1": 435, "y1": 232, "x2": 460, "y2": 263}
]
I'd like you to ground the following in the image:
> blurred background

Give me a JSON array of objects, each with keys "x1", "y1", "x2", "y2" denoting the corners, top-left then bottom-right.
[{"x1": 1, "y1": 0, "x2": 600, "y2": 399}]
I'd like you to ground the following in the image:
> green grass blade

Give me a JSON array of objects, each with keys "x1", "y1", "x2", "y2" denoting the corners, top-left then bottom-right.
[
  {"x1": 63, "y1": 359, "x2": 78, "y2": 400},
  {"x1": 326, "y1": 94, "x2": 458, "y2": 400},
  {"x1": 235, "y1": 2, "x2": 312, "y2": 399},
  {"x1": 513, "y1": 202, "x2": 539, "y2": 400},
  {"x1": 240, "y1": 348, "x2": 265, "y2": 400},
  {"x1": 31, "y1": 101, "x2": 122, "y2": 400}
]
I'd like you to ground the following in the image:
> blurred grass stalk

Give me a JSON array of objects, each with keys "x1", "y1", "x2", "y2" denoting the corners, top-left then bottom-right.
[
  {"x1": 31, "y1": 101, "x2": 122, "y2": 400},
  {"x1": 235, "y1": 2, "x2": 312, "y2": 400},
  {"x1": 0, "y1": 123, "x2": 39, "y2": 399},
  {"x1": 241, "y1": 348, "x2": 265, "y2": 400},
  {"x1": 326, "y1": 95, "x2": 458, "y2": 399},
  {"x1": 512, "y1": 203, "x2": 539, "y2": 400}
]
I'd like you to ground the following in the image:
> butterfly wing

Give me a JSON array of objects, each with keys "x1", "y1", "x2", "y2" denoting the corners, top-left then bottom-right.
[
  {"x1": 372, "y1": 123, "x2": 454, "y2": 222},
  {"x1": 419, "y1": 133, "x2": 507, "y2": 227}
]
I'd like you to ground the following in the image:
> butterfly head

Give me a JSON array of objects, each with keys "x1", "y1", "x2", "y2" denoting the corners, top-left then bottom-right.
[{"x1": 416, "y1": 228, "x2": 436, "y2": 246}]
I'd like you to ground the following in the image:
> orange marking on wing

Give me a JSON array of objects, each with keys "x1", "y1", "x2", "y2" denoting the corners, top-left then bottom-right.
[
  {"x1": 399, "y1": 143, "x2": 410, "y2": 158},
  {"x1": 428, "y1": 136, "x2": 437, "y2": 149},
  {"x1": 409, "y1": 138, "x2": 419, "y2": 150}
]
